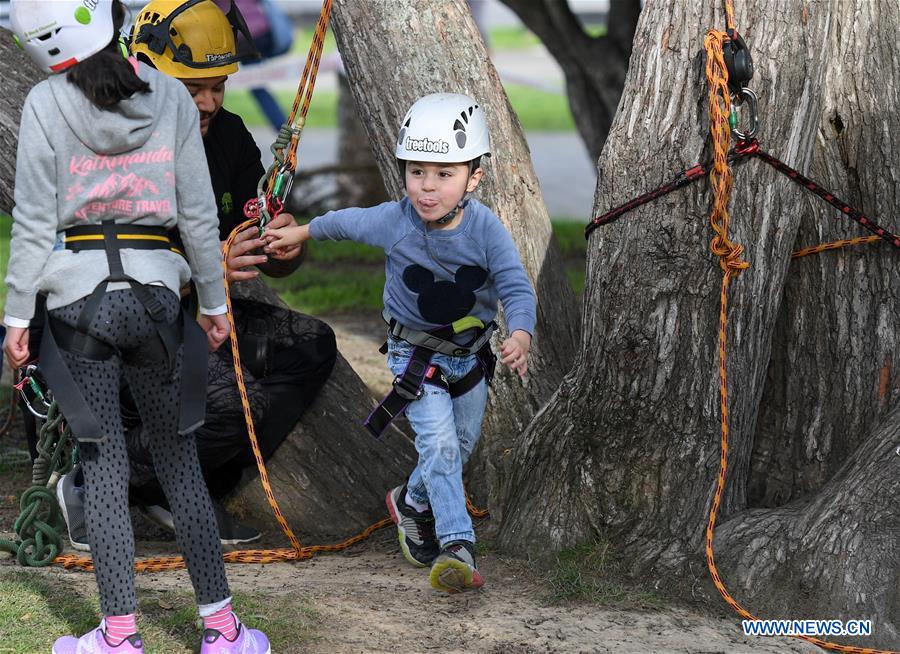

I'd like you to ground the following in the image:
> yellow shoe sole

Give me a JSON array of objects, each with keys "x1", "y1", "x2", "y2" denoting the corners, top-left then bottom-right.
[{"x1": 429, "y1": 557, "x2": 485, "y2": 593}]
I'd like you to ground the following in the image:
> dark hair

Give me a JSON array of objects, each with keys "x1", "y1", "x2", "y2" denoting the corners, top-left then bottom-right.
[{"x1": 66, "y1": 0, "x2": 151, "y2": 110}]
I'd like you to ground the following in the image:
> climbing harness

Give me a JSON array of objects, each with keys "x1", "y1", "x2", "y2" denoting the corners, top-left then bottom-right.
[
  {"x1": 365, "y1": 312, "x2": 497, "y2": 438},
  {"x1": 40, "y1": 221, "x2": 208, "y2": 442},
  {"x1": 585, "y1": 3, "x2": 899, "y2": 653}
]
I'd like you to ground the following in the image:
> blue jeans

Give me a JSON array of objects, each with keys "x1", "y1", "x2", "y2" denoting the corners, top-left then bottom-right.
[{"x1": 387, "y1": 337, "x2": 488, "y2": 547}]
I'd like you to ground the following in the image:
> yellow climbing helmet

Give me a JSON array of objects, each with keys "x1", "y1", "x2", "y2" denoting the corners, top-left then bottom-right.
[{"x1": 130, "y1": 0, "x2": 258, "y2": 78}]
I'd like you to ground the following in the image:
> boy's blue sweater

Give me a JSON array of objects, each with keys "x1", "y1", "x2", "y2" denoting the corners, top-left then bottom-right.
[{"x1": 309, "y1": 198, "x2": 536, "y2": 337}]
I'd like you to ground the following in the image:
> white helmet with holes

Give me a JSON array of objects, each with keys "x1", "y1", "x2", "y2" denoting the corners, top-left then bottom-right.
[
  {"x1": 10, "y1": 0, "x2": 115, "y2": 73},
  {"x1": 395, "y1": 93, "x2": 491, "y2": 164}
]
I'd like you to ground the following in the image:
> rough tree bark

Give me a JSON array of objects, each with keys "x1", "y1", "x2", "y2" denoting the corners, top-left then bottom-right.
[
  {"x1": 0, "y1": 32, "x2": 415, "y2": 542},
  {"x1": 330, "y1": 0, "x2": 580, "y2": 510},
  {"x1": 0, "y1": 37, "x2": 45, "y2": 213},
  {"x1": 498, "y1": 0, "x2": 641, "y2": 161},
  {"x1": 749, "y1": 1, "x2": 900, "y2": 509},
  {"x1": 497, "y1": 0, "x2": 900, "y2": 647}
]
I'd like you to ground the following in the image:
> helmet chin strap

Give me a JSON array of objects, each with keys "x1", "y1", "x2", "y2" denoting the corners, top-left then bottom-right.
[{"x1": 435, "y1": 195, "x2": 469, "y2": 225}]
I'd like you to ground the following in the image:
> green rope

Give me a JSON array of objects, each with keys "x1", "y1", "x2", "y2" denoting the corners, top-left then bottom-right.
[{"x1": 0, "y1": 401, "x2": 74, "y2": 566}]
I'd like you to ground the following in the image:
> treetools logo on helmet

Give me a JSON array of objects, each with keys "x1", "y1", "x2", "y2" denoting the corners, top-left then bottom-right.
[{"x1": 405, "y1": 137, "x2": 450, "y2": 155}]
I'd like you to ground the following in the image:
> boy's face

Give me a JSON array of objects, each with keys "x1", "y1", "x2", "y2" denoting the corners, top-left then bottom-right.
[
  {"x1": 405, "y1": 161, "x2": 483, "y2": 223},
  {"x1": 179, "y1": 76, "x2": 228, "y2": 136}
]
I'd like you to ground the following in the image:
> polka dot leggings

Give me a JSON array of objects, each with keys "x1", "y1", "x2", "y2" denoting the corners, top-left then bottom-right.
[{"x1": 49, "y1": 288, "x2": 230, "y2": 616}]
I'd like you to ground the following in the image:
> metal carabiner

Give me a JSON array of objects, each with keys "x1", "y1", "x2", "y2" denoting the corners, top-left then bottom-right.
[
  {"x1": 15, "y1": 365, "x2": 52, "y2": 420},
  {"x1": 730, "y1": 87, "x2": 759, "y2": 141}
]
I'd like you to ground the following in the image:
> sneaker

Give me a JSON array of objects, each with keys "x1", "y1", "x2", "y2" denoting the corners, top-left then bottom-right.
[
  {"x1": 385, "y1": 485, "x2": 438, "y2": 567},
  {"x1": 211, "y1": 501, "x2": 262, "y2": 546},
  {"x1": 56, "y1": 466, "x2": 90, "y2": 552},
  {"x1": 200, "y1": 615, "x2": 270, "y2": 654},
  {"x1": 139, "y1": 500, "x2": 262, "y2": 546},
  {"x1": 429, "y1": 540, "x2": 484, "y2": 593},
  {"x1": 52, "y1": 620, "x2": 143, "y2": 653}
]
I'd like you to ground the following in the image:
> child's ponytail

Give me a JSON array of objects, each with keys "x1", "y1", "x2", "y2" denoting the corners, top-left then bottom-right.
[{"x1": 66, "y1": 0, "x2": 151, "y2": 111}]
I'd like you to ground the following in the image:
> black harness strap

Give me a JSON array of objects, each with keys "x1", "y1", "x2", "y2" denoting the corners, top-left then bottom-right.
[{"x1": 365, "y1": 332, "x2": 497, "y2": 439}]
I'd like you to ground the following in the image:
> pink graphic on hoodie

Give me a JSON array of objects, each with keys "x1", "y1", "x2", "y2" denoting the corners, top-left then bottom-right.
[{"x1": 66, "y1": 146, "x2": 174, "y2": 221}]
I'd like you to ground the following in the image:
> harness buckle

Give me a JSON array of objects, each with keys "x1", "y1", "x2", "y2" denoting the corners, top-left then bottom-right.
[
  {"x1": 142, "y1": 295, "x2": 168, "y2": 321},
  {"x1": 392, "y1": 374, "x2": 424, "y2": 401}
]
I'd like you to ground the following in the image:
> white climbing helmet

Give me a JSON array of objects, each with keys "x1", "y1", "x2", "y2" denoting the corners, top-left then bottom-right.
[
  {"x1": 10, "y1": 0, "x2": 115, "y2": 73},
  {"x1": 395, "y1": 93, "x2": 491, "y2": 164}
]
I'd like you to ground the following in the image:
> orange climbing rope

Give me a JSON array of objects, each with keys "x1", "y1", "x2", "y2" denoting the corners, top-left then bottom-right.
[{"x1": 702, "y1": 6, "x2": 899, "y2": 654}]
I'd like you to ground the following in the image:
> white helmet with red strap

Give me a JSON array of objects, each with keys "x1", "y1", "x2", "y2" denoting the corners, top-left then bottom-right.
[
  {"x1": 10, "y1": 0, "x2": 115, "y2": 73},
  {"x1": 395, "y1": 93, "x2": 491, "y2": 164}
]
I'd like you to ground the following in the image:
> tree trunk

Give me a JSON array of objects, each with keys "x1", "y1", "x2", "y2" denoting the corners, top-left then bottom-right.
[
  {"x1": 330, "y1": 0, "x2": 580, "y2": 510},
  {"x1": 498, "y1": 0, "x2": 900, "y2": 645},
  {"x1": 499, "y1": 0, "x2": 641, "y2": 162},
  {"x1": 0, "y1": 34, "x2": 46, "y2": 213},
  {"x1": 749, "y1": 0, "x2": 900, "y2": 508},
  {"x1": 0, "y1": 40, "x2": 416, "y2": 541}
]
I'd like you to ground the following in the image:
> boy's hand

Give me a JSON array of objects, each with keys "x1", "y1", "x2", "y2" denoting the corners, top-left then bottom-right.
[
  {"x1": 197, "y1": 313, "x2": 231, "y2": 352},
  {"x1": 3, "y1": 326, "x2": 30, "y2": 368},
  {"x1": 264, "y1": 222, "x2": 311, "y2": 257},
  {"x1": 224, "y1": 226, "x2": 266, "y2": 282},
  {"x1": 265, "y1": 212, "x2": 303, "y2": 261},
  {"x1": 499, "y1": 330, "x2": 531, "y2": 378}
]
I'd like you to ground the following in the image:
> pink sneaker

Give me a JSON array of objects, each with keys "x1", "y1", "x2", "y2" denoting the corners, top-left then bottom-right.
[
  {"x1": 52, "y1": 620, "x2": 143, "y2": 654},
  {"x1": 200, "y1": 615, "x2": 271, "y2": 654}
]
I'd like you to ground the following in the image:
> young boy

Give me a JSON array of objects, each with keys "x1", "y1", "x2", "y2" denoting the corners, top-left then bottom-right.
[{"x1": 264, "y1": 93, "x2": 536, "y2": 593}]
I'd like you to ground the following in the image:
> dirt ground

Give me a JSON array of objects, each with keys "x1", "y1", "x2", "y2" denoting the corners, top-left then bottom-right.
[{"x1": 0, "y1": 313, "x2": 819, "y2": 653}]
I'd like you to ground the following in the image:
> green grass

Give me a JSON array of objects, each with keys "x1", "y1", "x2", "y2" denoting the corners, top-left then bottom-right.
[
  {"x1": 0, "y1": 572, "x2": 317, "y2": 653},
  {"x1": 289, "y1": 28, "x2": 338, "y2": 57},
  {"x1": 223, "y1": 89, "x2": 339, "y2": 130},
  {"x1": 223, "y1": 83, "x2": 574, "y2": 132},
  {"x1": 551, "y1": 220, "x2": 588, "y2": 295},
  {"x1": 487, "y1": 25, "x2": 542, "y2": 50},
  {"x1": 543, "y1": 540, "x2": 663, "y2": 609}
]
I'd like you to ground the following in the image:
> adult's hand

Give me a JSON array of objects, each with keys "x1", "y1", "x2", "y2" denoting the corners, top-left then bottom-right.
[{"x1": 224, "y1": 225, "x2": 268, "y2": 282}]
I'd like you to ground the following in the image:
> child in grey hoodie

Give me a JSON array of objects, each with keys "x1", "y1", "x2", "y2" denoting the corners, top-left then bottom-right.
[{"x1": 3, "y1": 1, "x2": 269, "y2": 653}]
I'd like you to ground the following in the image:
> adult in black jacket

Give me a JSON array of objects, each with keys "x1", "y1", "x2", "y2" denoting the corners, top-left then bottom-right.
[{"x1": 124, "y1": 0, "x2": 337, "y2": 543}]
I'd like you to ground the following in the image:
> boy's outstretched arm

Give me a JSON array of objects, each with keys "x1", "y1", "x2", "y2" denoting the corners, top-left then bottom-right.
[{"x1": 499, "y1": 329, "x2": 531, "y2": 377}]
